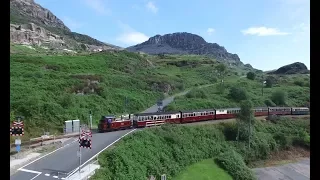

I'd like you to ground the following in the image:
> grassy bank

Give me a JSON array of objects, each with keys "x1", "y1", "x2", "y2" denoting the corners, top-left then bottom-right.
[
  {"x1": 91, "y1": 116, "x2": 309, "y2": 180},
  {"x1": 173, "y1": 159, "x2": 233, "y2": 180},
  {"x1": 165, "y1": 74, "x2": 310, "y2": 111}
]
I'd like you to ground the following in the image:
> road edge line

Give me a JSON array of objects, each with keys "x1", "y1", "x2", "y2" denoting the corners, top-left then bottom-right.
[{"x1": 65, "y1": 129, "x2": 136, "y2": 179}]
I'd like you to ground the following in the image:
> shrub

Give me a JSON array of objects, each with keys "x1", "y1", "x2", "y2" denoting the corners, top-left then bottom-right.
[
  {"x1": 271, "y1": 90, "x2": 286, "y2": 105},
  {"x1": 293, "y1": 80, "x2": 304, "y2": 87},
  {"x1": 265, "y1": 77, "x2": 274, "y2": 88},
  {"x1": 185, "y1": 89, "x2": 207, "y2": 99},
  {"x1": 215, "y1": 150, "x2": 256, "y2": 180},
  {"x1": 246, "y1": 72, "x2": 256, "y2": 80},
  {"x1": 264, "y1": 99, "x2": 276, "y2": 107},
  {"x1": 273, "y1": 132, "x2": 293, "y2": 150},
  {"x1": 228, "y1": 87, "x2": 248, "y2": 102}
]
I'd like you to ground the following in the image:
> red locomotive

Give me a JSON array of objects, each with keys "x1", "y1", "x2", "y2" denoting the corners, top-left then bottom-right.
[{"x1": 98, "y1": 106, "x2": 309, "y2": 132}]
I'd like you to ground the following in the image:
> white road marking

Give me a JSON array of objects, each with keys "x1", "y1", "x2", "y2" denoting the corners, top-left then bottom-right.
[
  {"x1": 19, "y1": 168, "x2": 42, "y2": 174},
  {"x1": 44, "y1": 173, "x2": 50, "y2": 176},
  {"x1": 30, "y1": 173, "x2": 42, "y2": 180},
  {"x1": 65, "y1": 129, "x2": 136, "y2": 178},
  {"x1": 52, "y1": 175, "x2": 58, "y2": 178},
  {"x1": 18, "y1": 139, "x2": 78, "y2": 171},
  {"x1": 18, "y1": 168, "x2": 42, "y2": 180},
  {"x1": 61, "y1": 178, "x2": 66, "y2": 180}
]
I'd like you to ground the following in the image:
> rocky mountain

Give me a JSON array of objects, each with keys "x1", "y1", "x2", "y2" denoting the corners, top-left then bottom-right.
[
  {"x1": 126, "y1": 32, "x2": 243, "y2": 65},
  {"x1": 10, "y1": 0, "x2": 122, "y2": 52},
  {"x1": 268, "y1": 62, "x2": 309, "y2": 75}
]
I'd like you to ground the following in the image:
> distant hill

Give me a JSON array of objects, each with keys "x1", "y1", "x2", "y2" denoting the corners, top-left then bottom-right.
[
  {"x1": 10, "y1": 0, "x2": 121, "y2": 52},
  {"x1": 267, "y1": 62, "x2": 309, "y2": 75},
  {"x1": 126, "y1": 32, "x2": 243, "y2": 66}
]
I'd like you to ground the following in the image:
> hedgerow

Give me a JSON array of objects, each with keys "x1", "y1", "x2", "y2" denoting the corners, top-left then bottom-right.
[{"x1": 215, "y1": 150, "x2": 256, "y2": 180}]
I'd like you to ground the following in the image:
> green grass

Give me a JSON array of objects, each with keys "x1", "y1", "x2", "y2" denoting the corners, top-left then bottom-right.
[
  {"x1": 165, "y1": 74, "x2": 309, "y2": 111},
  {"x1": 173, "y1": 159, "x2": 233, "y2": 180}
]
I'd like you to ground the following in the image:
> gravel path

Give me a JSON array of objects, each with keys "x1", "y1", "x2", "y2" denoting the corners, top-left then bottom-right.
[{"x1": 253, "y1": 158, "x2": 310, "y2": 180}]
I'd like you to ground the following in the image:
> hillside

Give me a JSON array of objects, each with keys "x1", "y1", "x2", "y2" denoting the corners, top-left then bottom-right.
[
  {"x1": 126, "y1": 32, "x2": 243, "y2": 66},
  {"x1": 10, "y1": 0, "x2": 121, "y2": 52},
  {"x1": 165, "y1": 72, "x2": 310, "y2": 112},
  {"x1": 267, "y1": 62, "x2": 309, "y2": 75},
  {"x1": 10, "y1": 44, "x2": 246, "y2": 138}
]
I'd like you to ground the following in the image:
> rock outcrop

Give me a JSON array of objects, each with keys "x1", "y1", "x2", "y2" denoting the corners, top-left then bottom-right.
[
  {"x1": 10, "y1": 0, "x2": 70, "y2": 31},
  {"x1": 10, "y1": 0, "x2": 121, "y2": 52},
  {"x1": 268, "y1": 62, "x2": 309, "y2": 75},
  {"x1": 126, "y1": 32, "x2": 242, "y2": 65},
  {"x1": 10, "y1": 23, "x2": 66, "y2": 48}
]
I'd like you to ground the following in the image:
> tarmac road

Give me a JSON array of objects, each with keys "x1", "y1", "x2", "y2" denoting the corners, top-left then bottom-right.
[{"x1": 10, "y1": 129, "x2": 135, "y2": 180}]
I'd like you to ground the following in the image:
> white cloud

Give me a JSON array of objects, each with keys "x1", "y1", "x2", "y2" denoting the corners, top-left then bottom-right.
[
  {"x1": 146, "y1": 1, "x2": 158, "y2": 14},
  {"x1": 83, "y1": 0, "x2": 111, "y2": 15},
  {"x1": 62, "y1": 17, "x2": 84, "y2": 30},
  {"x1": 117, "y1": 32, "x2": 149, "y2": 45},
  {"x1": 207, "y1": 28, "x2": 215, "y2": 35},
  {"x1": 241, "y1": 27, "x2": 290, "y2": 36},
  {"x1": 116, "y1": 21, "x2": 149, "y2": 46}
]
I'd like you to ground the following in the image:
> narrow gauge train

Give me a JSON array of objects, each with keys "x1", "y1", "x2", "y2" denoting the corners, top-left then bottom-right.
[{"x1": 98, "y1": 106, "x2": 309, "y2": 132}]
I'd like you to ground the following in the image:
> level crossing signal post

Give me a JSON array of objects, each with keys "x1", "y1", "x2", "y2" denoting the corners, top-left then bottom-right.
[
  {"x1": 10, "y1": 116, "x2": 24, "y2": 155},
  {"x1": 78, "y1": 126, "x2": 92, "y2": 177}
]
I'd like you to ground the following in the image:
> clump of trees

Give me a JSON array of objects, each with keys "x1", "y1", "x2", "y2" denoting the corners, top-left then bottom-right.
[
  {"x1": 228, "y1": 87, "x2": 248, "y2": 102},
  {"x1": 271, "y1": 90, "x2": 286, "y2": 106},
  {"x1": 246, "y1": 72, "x2": 256, "y2": 80}
]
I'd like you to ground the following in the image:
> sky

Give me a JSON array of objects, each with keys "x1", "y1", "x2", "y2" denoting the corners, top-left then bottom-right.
[{"x1": 35, "y1": 0, "x2": 310, "y2": 71}]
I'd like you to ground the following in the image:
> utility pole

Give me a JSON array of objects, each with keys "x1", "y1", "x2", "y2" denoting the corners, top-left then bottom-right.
[
  {"x1": 78, "y1": 125, "x2": 81, "y2": 177},
  {"x1": 248, "y1": 116, "x2": 251, "y2": 150},
  {"x1": 124, "y1": 97, "x2": 128, "y2": 114},
  {"x1": 261, "y1": 75, "x2": 265, "y2": 96},
  {"x1": 89, "y1": 111, "x2": 92, "y2": 130}
]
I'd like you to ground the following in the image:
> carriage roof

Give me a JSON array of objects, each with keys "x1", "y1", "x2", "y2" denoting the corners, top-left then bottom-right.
[
  {"x1": 269, "y1": 107, "x2": 292, "y2": 109},
  {"x1": 101, "y1": 115, "x2": 116, "y2": 119},
  {"x1": 253, "y1": 107, "x2": 269, "y2": 109},
  {"x1": 134, "y1": 111, "x2": 180, "y2": 116},
  {"x1": 180, "y1": 109, "x2": 216, "y2": 113}
]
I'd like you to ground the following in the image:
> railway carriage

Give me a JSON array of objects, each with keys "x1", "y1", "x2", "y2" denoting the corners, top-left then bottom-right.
[
  {"x1": 254, "y1": 107, "x2": 269, "y2": 116},
  {"x1": 133, "y1": 111, "x2": 180, "y2": 128},
  {"x1": 215, "y1": 109, "x2": 228, "y2": 119},
  {"x1": 180, "y1": 109, "x2": 215, "y2": 123},
  {"x1": 269, "y1": 107, "x2": 292, "y2": 115},
  {"x1": 291, "y1": 107, "x2": 309, "y2": 115},
  {"x1": 216, "y1": 108, "x2": 240, "y2": 119}
]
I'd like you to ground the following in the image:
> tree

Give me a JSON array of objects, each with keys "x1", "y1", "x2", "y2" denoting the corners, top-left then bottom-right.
[
  {"x1": 215, "y1": 63, "x2": 227, "y2": 85},
  {"x1": 265, "y1": 76, "x2": 276, "y2": 88},
  {"x1": 236, "y1": 100, "x2": 255, "y2": 149},
  {"x1": 228, "y1": 87, "x2": 248, "y2": 102},
  {"x1": 246, "y1": 72, "x2": 256, "y2": 80},
  {"x1": 271, "y1": 90, "x2": 286, "y2": 105}
]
